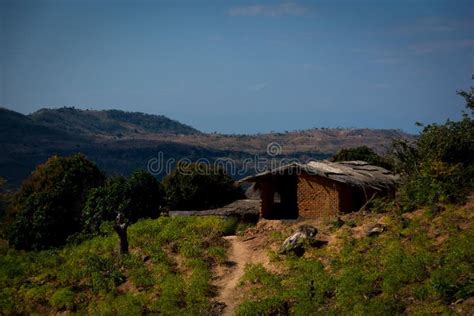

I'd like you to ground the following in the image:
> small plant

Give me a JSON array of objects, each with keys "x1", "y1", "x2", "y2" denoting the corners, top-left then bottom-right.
[
  {"x1": 85, "y1": 255, "x2": 125, "y2": 293},
  {"x1": 49, "y1": 288, "x2": 75, "y2": 310},
  {"x1": 345, "y1": 219, "x2": 357, "y2": 227},
  {"x1": 365, "y1": 197, "x2": 396, "y2": 213},
  {"x1": 207, "y1": 246, "x2": 226, "y2": 264}
]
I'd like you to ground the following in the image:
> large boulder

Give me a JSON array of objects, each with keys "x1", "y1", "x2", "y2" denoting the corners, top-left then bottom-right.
[{"x1": 279, "y1": 225, "x2": 318, "y2": 256}]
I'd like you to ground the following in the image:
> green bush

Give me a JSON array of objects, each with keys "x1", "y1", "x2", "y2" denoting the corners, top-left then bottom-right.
[
  {"x1": 8, "y1": 154, "x2": 105, "y2": 250},
  {"x1": 162, "y1": 162, "x2": 244, "y2": 210},
  {"x1": 393, "y1": 86, "x2": 474, "y2": 210}
]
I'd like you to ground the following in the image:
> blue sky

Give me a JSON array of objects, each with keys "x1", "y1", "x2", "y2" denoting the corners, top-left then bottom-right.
[{"x1": 1, "y1": 0, "x2": 473, "y2": 134}]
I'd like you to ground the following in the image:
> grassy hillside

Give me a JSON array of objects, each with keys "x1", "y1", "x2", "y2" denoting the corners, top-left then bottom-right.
[
  {"x1": 1, "y1": 203, "x2": 473, "y2": 315},
  {"x1": 234, "y1": 204, "x2": 474, "y2": 315},
  {"x1": 0, "y1": 216, "x2": 237, "y2": 314}
]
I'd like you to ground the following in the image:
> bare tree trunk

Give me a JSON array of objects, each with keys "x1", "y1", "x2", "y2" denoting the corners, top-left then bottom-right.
[{"x1": 114, "y1": 213, "x2": 129, "y2": 255}]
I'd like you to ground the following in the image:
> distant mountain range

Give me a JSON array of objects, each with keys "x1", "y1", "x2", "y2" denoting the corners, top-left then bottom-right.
[{"x1": 0, "y1": 107, "x2": 414, "y2": 187}]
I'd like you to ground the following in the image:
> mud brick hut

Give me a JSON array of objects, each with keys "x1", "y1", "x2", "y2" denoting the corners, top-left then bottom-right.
[{"x1": 240, "y1": 161, "x2": 398, "y2": 219}]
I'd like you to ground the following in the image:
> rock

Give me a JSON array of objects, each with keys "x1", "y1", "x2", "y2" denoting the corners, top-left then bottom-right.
[
  {"x1": 365, "y1": 223, "x2": 385, "y2": 237},
  {"x1": 279, "y1": 225, "x2": 318, "y2": 255},
  {"x1": 298, "y1": 224, "x2": 318, "y2": 237}
]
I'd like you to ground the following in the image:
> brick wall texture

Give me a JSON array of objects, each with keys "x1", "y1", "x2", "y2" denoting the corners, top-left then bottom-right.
[
  {"x1": 297, "y1": 173, "x2": 346, "y2": 218},
  {"x1": 258, "y1": 173, "x2": 384, "y2": 219}
]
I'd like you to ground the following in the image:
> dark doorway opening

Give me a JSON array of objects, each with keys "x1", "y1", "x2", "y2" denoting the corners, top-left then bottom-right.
[{"x1": 260, "y1": 174, "x2": 298, "y2": 219}]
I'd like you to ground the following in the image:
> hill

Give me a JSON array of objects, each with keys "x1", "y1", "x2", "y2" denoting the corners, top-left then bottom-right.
[
  {"x1": 1, "y1": 202, "x2": 472, "y2": 314},
  {"x1": 0, "y1": 107, "x2": 413, "y2": 187},
  {"x1": 29, "y1": 107, "x2": 200, "y2": 136}
]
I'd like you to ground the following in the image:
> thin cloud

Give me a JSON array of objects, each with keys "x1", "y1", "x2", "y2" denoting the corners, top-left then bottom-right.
[
  {"x1": 409, "y1": 39, "x2": 474, "y2": 55},
  {"x1": 250, "y1": 82, "x2": 268, "y2": 92},
  {"x1": 394, "y1": 17, "x2": 474, "y2": 35},
  {"x1": 396, "y1": 17, "x2": 455, "y2": 34},
  {"x1": 374, "y1": 57, "x2": 404, "y2": 65},
  {"x1": 373, "y1": 83, "x2": 390, "y2": 89},
  {"x1": 227, "y1": 2, "x2": 312, "y2": 17}
]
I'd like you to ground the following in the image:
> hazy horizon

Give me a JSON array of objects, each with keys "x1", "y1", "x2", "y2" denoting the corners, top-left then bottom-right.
[{"x1": 1, "y1": 0, "x2": 473, "y2": 134}]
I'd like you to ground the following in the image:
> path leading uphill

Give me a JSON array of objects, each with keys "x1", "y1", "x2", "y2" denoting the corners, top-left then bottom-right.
[{"x1": 213, "y1": 235, "x2": 269, "y2": 316}]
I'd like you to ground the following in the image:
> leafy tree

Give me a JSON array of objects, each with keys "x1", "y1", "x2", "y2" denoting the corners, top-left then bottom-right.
[
  {"x1": 83, "y1": 170, "x2": 164, "y2": 234},
  {"x1": 125, "y1": 170, "x2": 164, "y2": 221},
  {"x1": 162, "y1": 163, "x2": 244, "y2": 211},
  {"x1": 457, "y1": 85, "x2": 474, "y2": 112},
  {"x1": 8, "y1": 154, "x2": 105, "y2": 250},
  {"x1": 393, "y1": 84, "x2": 474, "y2": 209},
  {"x1": 0, "y1": 177, "x2": 6, "y2": 219},
  {"x1": 82, "y1": 177, "x2": 127, "y2": 234},
  {"x1": 331, "y1": 146, "x2": 393, "y2": 169}
]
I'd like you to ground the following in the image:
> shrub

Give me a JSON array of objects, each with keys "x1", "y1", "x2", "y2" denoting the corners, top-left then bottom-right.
[
  {"x1": 8, "y1": 154, "x2": 105, "y2": 250},
  {"x1": 393, "y1": 119, "x2": 474, "y2": 210},
  {"x1": 162, "y1": 163, "x2": 244, "y2": 210},
  {"x1": 392, "y1": 86, "x2": 474, "y2": 210}
]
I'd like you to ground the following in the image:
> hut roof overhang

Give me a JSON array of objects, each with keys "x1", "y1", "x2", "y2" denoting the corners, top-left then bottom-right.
[{"x1": 239, "y1": 160, "x2": 399, "y2": 191}]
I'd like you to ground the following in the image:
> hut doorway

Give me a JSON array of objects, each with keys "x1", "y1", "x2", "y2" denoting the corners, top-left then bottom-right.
[{"x1": 260, "y1": 174, "x2": 298, "y2": 219}]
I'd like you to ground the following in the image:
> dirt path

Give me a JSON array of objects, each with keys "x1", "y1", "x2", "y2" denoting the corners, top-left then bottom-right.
[{"x1": 213, "y1": 235, "x2": 268, "y2": 316}]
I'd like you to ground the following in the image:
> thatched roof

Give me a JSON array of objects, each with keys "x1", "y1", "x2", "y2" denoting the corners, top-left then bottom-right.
[{"x1": 239, "y1": 160, "x2": 399, "y2": 191}]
